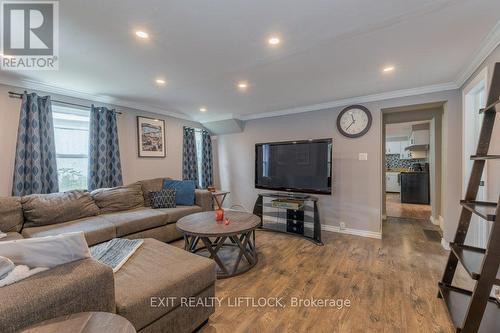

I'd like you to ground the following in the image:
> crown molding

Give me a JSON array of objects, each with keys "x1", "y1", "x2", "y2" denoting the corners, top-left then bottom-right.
[
  {"x1": 196, "y1": 113, "x2": 237, "y2": 123},
  {"x1": 0, "y1": 76, "x2": 193, "y2": 121},
  {"x1": 455, "y1": 19, "x2": 500, "y2": 88},
  {"x1": 238, "y1": 82, "x2": 458, "y2": 121}
]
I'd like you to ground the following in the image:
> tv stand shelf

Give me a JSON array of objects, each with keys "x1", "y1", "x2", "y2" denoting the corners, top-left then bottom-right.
[{"x1": 253, "y1": 193, "x2": 323, "y2": 245}]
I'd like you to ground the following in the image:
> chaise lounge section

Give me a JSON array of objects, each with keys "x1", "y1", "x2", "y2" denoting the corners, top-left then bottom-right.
[{"x1": 0, "y1": 177, "x2": 216, "y2": 332}]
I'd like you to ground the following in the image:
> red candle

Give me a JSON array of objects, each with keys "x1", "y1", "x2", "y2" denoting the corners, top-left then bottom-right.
[
  {"x1": 224, "y1": 218, "x2": 230, "y2": 225},
  {"x1": 215, "y1": 208, "x2": 224, "y2": 221}
]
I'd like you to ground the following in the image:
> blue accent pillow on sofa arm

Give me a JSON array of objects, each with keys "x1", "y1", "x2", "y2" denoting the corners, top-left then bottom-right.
[{"x1": 162, "y1": 179, "x2": 196, "y2": 206}]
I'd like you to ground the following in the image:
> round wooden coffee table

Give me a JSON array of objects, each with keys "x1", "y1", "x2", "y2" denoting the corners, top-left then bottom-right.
[
  {"x1": 21, "y1": 312, "x2": 136, "y2": 333},
  {"x1": 177, "y1": 210, "x2": 260, "y2": 278}
]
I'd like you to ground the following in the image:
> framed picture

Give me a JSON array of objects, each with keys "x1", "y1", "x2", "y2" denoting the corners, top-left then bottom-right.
[{"x1": 137, "y1": 116, "x2": 166, "y2": 157}]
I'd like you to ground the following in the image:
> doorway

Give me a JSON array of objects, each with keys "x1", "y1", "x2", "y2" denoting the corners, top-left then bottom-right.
[
  {"x1": 384, "y1": 121, "x2": 432, "y2": 220},
  {"x1": 381, "y1": 103, "x2": 444, "y2": 229}
]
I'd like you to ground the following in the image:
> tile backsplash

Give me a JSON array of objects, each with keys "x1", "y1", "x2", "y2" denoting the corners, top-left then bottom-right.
[{"x1": 385, "y1": 154, "x2": 427, "y2": 169}]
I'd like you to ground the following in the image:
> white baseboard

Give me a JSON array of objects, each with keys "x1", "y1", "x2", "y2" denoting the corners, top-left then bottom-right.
[
  {"x1": 263, "y1": 217, "x2": 382, "y2": 240},
  {"x1": 438, "y1": 215, "x2": 444, "y2": 229},
  {"x1": 441, "y1": 238, "x2": 451, "y2": 251},
  {"x1": 430, "y1": 215, "x2": 444, "y2": 228},
  {"x1": 321, "y1": 224, "x2": 382, "y2": 239}
]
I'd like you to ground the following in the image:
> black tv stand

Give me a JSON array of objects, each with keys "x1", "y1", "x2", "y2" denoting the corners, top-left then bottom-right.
[
  {"x1": 272, "y1": 192, "x2": 310, "y2": 199},
  {"x1": 253, "y1": 193, "x2": 323, "y2": 245}
]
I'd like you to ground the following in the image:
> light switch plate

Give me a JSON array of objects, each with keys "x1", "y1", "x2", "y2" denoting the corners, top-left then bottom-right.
[{"x1": 359, "y1": 153, "x2": 368, "y2": 161}]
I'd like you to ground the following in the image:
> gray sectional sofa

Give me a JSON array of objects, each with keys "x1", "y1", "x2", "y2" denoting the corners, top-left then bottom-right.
[{"x1": 0, "y1": 178, "x2": 216, "y2": 333}]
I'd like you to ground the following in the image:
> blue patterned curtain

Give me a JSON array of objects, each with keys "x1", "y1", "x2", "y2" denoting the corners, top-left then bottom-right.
[
  {"x1": 12, "y1": 92, "x2": 59, "y2": 196},
  {"x1": 88, "y1": 105, "x2": 123, "y2": 191},
  {"x1": 200, "y1": 130, "x2": 213, "y2": 188},
  {"x1": 182, "y1": 127, "x2": 198, "y2": 184}
]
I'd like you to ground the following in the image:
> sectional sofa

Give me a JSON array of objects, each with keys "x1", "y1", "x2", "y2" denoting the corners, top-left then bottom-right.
[{"x1": 0, "y1": 178, "x2": 216, "y2": 333}]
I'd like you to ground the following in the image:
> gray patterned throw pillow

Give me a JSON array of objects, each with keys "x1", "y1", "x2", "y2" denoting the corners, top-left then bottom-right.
[{"x1": 149, "y1": 189, "x2": 176, "y2": 209}]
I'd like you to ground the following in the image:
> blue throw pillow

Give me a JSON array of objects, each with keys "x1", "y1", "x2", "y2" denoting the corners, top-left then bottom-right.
[{"x1": 163, "y1": 179, "x2": 196, "y2": 206}]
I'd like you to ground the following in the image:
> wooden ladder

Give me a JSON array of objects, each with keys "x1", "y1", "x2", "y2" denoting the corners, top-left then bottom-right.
[{"x1": 438, "y1": 62, "x2": 500, "y2": 332}]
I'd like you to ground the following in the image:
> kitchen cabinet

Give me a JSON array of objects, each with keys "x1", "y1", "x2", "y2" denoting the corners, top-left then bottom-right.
[
  {"x1": 386, "y1": 172, "x2": 401, "y2": 193},
  {"x1": 385, "y1": 141, "x2": 401, "y2": 155},
  {"x1": 400, "y1": 141, "x2": 412, "y2": 160},
  {"x1": 409, "y1": 129, "x2": 430, "y2": 146}
]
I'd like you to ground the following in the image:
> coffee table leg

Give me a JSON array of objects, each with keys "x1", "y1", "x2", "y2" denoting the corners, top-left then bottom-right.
[
  {"x1": 201, "y1": 237, "x2": 229, "y2": 275},
  {"x1": 231, "y1": 231, "x2": 254, "y2": 266},
  {"x1": 184, "y1": 235, "x2": 200, "y2": 251}
]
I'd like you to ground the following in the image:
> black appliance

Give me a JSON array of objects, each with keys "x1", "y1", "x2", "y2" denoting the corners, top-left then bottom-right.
[
  {"x1": 410, "y1": 162, "x2": 429, "y2": 172},
  {"x1": 255, "y1": 139, "x2": 332, "y2": 194},
  {"x1": 400, "y1": 172, "x2": 430, "y2": 204}
]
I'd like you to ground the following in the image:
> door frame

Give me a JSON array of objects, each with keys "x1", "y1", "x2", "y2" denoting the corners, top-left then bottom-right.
[{"x1": 462, "y1": 67, "x2": 488, "y2": 247}]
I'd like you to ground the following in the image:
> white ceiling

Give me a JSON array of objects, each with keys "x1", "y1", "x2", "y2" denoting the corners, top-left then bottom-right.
[{"x1": 1, "y1": 0, "x2": 500, "y2": 122}]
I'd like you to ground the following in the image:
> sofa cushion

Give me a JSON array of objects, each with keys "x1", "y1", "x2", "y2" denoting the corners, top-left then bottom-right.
[
  {"x1": 0, "y1": 258, "x2": 115, "y2": 333},
  {"x1": 114, "y1": 239, "x2": 216, "y2": 331},
  {"x1": 91, "y1": 183, "x2": 144, "y2": 214},
  {"x1": 139, "y1": 178, "x2": 166, "y2": 207},
  {"x1": 22, "y1": 216, "x2": 116, "y2": 246},
  {"x1": 100, "y1": 208, "x2": 168, "y2": 237},
  {"x1": 21, "y1": 191, "x2": 100, "y2": 227},
  {"x1": 156, "y1": 205, "x2": 202, "y2": 223},
  {"x1": 0, "y1": 197, "x2": 23, "y2": 233}
]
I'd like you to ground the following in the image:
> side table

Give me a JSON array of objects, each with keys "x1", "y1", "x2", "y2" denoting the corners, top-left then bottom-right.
[{"x1": 21, "y1": 312, "x2": 136, "y2": 333}]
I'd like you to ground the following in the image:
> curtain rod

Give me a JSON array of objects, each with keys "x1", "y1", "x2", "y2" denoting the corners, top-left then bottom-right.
[{"x1": 8, "y1": 91, "x2": 123, "y2": 114}]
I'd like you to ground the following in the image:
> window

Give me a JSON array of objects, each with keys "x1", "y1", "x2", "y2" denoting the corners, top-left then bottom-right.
[{"x1": 52, "y1": 105, "x2": 90, "y2": 192}]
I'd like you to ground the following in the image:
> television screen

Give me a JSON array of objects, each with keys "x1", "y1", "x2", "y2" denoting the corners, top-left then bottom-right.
[{"x1": 255, "y1": 139, "x2": 332, "y2": 194}]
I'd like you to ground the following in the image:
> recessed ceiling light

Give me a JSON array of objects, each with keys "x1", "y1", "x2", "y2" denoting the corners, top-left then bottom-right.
[
  {"x1": 237, "y1": 81, "x2": 248, "y2": 90},
  {"x1": 383, "y1": 66, "x2": 395, "y2": 73},
  {"x1": 268, "y1": 37, "x2": 281, "y2": 45},
  {"x1": 199, "y1": 107, "x2": 207, "y2": 112},
  {"x1": 155, "y1": 78, "x2": 166, "y2": 86},
  {"x1": 135, "y1": 30, "x2": 149, "y2": 39}
]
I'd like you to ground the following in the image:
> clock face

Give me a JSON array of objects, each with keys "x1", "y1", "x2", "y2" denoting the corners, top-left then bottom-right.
[{"x1": 337, "y1": 105, "x2": 372, "y2": 138}]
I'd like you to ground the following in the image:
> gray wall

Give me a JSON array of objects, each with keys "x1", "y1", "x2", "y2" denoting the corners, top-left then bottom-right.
[
  {"x1": 216, "y1": 90, "x2": 461, "y2": 240},
  {"x1": 461, "y1": 45, "x2": 500, "y2": 202},
  {"x1": 0, "y1": 83, "x2": 201, "y2": 196}
]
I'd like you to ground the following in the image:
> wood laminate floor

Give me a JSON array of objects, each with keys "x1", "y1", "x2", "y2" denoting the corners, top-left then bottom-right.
[
  {"x1": 174, "y1": 217, "x2": 471, "y2": 333},
  {"x1": 386, "y1": 192, "x2": 432, "y2": 220}
]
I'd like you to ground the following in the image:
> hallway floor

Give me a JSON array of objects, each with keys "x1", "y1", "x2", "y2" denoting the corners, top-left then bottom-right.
[
  {"x1": 386, "y1": 192, "x2": 432, "y2": 220},
  {"x1": 173, "y1": 217, "x2": 472, "y2": 332}
]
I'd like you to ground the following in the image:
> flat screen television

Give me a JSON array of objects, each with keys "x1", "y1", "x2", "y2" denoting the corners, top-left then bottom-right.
[{"x1": 255, "y1": 139, "x2": 332, "y2": 194}]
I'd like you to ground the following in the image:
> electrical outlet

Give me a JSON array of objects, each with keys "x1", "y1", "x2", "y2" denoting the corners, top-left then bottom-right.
[
  {"x1": 339, "y1": 222, "x2": 346, "y2": 230},
  {"x1": 358, "y1": 153, "x2": 368, "y2": 161}
]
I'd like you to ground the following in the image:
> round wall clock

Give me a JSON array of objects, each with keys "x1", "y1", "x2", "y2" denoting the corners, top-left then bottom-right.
[{"x1": 336, "y1": 105, "x2": 372, "y2": 138}]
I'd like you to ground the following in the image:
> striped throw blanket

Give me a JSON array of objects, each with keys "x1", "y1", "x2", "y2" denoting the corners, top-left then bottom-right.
[{"x1": 90, "y1": 238, "x2": 143, "y2": 272}]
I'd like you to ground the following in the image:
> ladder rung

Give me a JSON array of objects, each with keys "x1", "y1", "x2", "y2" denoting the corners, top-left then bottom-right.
[
  {"x1": 460, "y1": 200, "x2": 497, "y2": 221},
  {"x1": 470, "y1": 155, "x2": 500, "y2": 160},
  {"x1": 450, "y1": 243, "x2": 485, "y2": 280},
  {"x1": 479, "y1": 98, "x2": 500, "y2": 113},
  {"x1": 438, "y1": 282, "x2": 500, "y2": 332}
]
